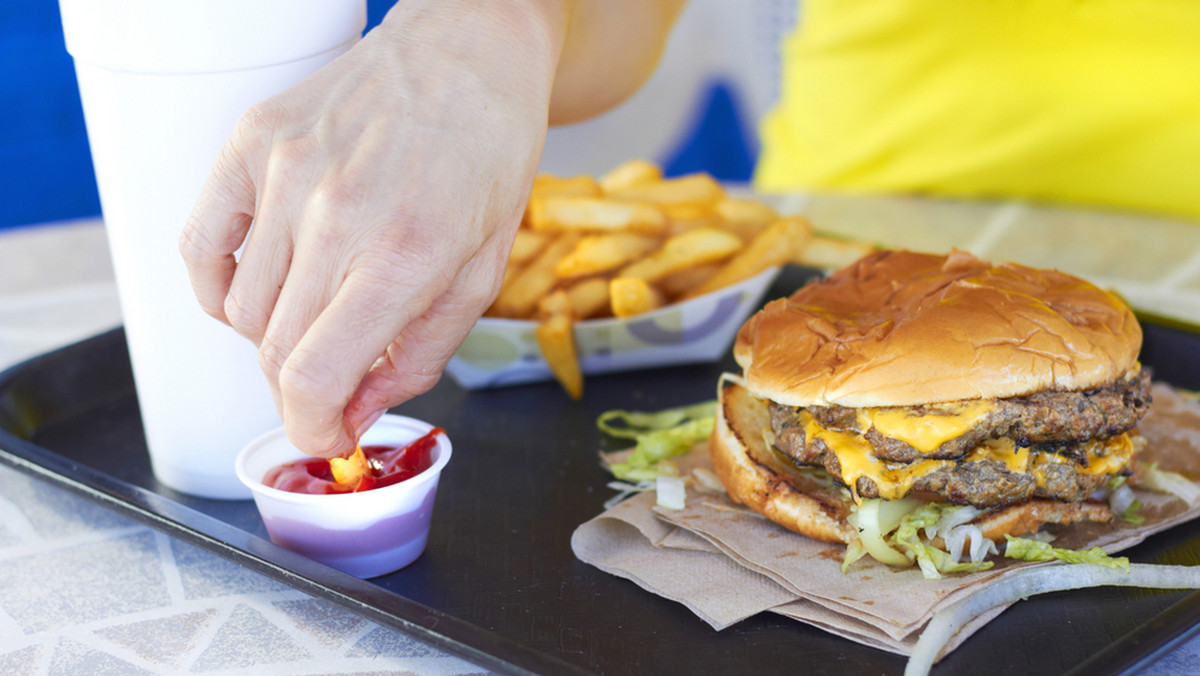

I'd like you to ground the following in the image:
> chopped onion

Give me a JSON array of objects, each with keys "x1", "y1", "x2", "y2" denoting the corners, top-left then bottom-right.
[
  {"x1": 1108, "y1": 482, "x2": 1136, "y2": 516},
  {"x1": 941, "y1": 528, "x2": 969, "y2": 562},
  {"x1": 691, "y1": 467, "x2": 726, "y2": 493},
  {"x1": 848, "y1": 499, "x2": 920, "y2": 567},
  {"x1": 1139, "y1": 463, "x2": 1200, "y2": 506},
  {"x1": 905, "y1": 563, "x2": 1200, "y2": 676},
  {"x1": 1025, "y1": 530, "x2": 1057, "y2": 543},
  {"x1": 923, "y1": 505, "x2": 982, "y2": 543},
  {"x1": 968, "y1": 530, "x2": 999, "y2": 563},
  {"x1": 603, "y1": 480, "x2": 653, "y2": 510},
  {"x1": 924, "y1": 506, "x2": 989, "y2": 563},
  {"x1": 656, "y1": 474, "x2": 687, "y2": 510},
  {"x1": 942, "y1": 525, "x2": 997, "y2": 564}
]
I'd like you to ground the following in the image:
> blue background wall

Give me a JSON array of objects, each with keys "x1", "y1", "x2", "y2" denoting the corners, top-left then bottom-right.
[
  {"x1": 1, "y1": 2, "x2": 99, "y2": 230},
  {"x1": 0, "y1": 2, "x2": 395, "y2": 232},
  {"x1": 0, "y1": 1, "x2": 753, "y2": 232}
]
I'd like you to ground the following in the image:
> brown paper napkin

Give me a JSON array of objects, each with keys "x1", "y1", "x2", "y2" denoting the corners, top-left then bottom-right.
[{"x1": 571, "y1": 384, "x2": 1200, "y2": 656}]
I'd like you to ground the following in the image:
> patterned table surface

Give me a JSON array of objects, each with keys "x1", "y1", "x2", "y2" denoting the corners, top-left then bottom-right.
[{"x1": 3, "y1": 192, "x2": 1200, "y2": 674}]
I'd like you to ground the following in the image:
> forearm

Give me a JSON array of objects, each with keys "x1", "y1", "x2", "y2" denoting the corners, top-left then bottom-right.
[
  {"x1": 373, "y1": 0, "x2": 568, "y2": 125},
  {"x1": 376, "y1": 0, "x2": 685, "y2": 128},
  {"x1": 548, "y1": 0, "x2": 688, "y2": 125}
]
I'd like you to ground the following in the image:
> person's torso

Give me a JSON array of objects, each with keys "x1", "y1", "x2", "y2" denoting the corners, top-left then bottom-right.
[{"x1": 754, "y1": 0, "x2": 1200, "y2": 221}]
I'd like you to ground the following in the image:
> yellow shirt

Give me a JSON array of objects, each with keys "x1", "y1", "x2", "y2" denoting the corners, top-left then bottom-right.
[{"x1": 754, "y1": 0, "x2": 1200, "y2": 221}]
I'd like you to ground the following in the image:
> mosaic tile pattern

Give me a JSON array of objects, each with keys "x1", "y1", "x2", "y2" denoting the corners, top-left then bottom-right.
[{"x1": 0, "y1": 464, "x2": 489, "y2": 675}]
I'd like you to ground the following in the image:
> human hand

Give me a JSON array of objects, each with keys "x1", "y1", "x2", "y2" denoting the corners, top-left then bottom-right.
[{"x1": 179, "y1": 2, "x2": 567, "y2": 457}]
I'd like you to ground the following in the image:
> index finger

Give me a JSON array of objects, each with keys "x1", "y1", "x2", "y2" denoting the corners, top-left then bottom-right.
[
  {"x1": 179, "y1": 122, "x2": 264, "y2": 324},
  {"x1": 270, "y1": 257, "x2": 452, "y2": 457}
]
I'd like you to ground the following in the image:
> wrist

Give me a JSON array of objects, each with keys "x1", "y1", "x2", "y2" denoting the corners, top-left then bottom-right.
[{"x1": 373, "y1": 0, "x2": 570, "y2": 95}]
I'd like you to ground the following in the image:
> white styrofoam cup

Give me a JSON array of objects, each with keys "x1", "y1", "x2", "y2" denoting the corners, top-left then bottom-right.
[{"x1": 59, "y1": 0, "x2": 366, "y2": 498}]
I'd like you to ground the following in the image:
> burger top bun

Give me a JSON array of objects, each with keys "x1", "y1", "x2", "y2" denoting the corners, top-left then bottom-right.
[{"x1": 733, "y1": 249, "x2": 1142, "y2": 407}]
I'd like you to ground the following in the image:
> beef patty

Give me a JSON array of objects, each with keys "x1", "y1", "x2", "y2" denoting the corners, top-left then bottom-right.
[
  {"x1": 771, "y1": 368, "x2": 1150, "y2": 464},
  {"x1": 767, "y1": 368, "x2": 1151, "y2": 507}
]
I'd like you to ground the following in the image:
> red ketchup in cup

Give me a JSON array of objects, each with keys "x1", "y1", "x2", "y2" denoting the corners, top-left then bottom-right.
[
  {"x1": 262, "y1": 428, "x2": 443, "y2": 495},
  {"x1": 237, "y1": 414, "x2": 453, "y2": 577}
]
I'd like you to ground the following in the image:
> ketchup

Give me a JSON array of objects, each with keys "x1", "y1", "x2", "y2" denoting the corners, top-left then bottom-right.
[{"x1": 263, "y1": 428, "x2": 444, "y2": 495}]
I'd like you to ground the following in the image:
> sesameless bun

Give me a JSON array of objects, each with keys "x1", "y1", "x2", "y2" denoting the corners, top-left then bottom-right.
[{"x1": 733, "y1": 249, "x2": 1142, "y2": 408}]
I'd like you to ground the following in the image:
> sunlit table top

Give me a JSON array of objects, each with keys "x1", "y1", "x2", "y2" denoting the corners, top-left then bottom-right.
[
  {"x1": 762, "y1": 191, "x2": 1200, "y2": 326},
  {"x1": 3, "y1": 192, "x2": 1200, "y2": 674}
]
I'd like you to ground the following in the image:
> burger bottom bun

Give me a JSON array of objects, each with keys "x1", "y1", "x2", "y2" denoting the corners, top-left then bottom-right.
[
  {"x1": 710, "y1": 381, "x2": 1115, "y2": 549},
  {"x1": 711, "y1": 380, "x2": 858, "y2": 544}
]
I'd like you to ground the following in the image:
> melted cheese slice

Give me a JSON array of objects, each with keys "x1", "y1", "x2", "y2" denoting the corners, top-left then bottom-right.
[
  {"x1": 799, "y1": 411, "x2": 1134, "y2": 503},
  {"x1": 801, "y1": 411, "x2": 948, "y2": 501},
  {"x1": 856, "y1": 400, "x2": 994, "y2": 453},
  {"x1": 963, "y1": 438, "x2": 1030, "y2": 474},
  {"x1": 1031, "y1": 434, "x2": 1136, "y2": 483}
]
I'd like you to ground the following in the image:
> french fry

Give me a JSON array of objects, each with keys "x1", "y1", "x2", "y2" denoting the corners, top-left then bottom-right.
[
  {"x1": 656, "y1": 263, "x2": 720, "y2": 300},
  {"x1": 617, "y1": 227, "x2": 743, "y2": 282},
  {"x1": 536, "y1": 289, "x2": 574, "y2": 319},
  {"x1": 664, "y1": 203, "x2": 722, "y2": 235},
  {"x1": 555, "y1": 233, "x2": 661, "y2": 278},
  {"x1": 490, "y1": 233, "x2": 580, "y2": 318},
  {"x1": 683, "y1": 216, "x2": 814, "y2": 299},
  {"x1": 329, "y1": 445, "x2": 369, "y2": 488},
  {"x1": 527, "y1": 196, "x2": 667, "y2": 235},
  {"x1": 715, "y1": 197, "x2": 779, "y2": 242},
  {"x1": 562, "y1": 277, "x2": 611, "y2": 319},
  {"x1": 610, "y1": 277, "x2": 666, "y2": 318},
  {"x1": 508, "y1": 229, "x2": 549, "y2": 265},
  {"x1": 606, "y1": 172, "x2": 725, "y2": 207},
  {"x1": 794, "y1": 234, "x2": 878, "y2": 270},
  {"x1": 535, "y1": 313, "x2": 583, "y2": 399},
  {"x1": 715, "y1": 197, "x2": 779, "y2": 224},
  {"x1": 598, "y1": 158, "x2": 662, "y2": 193},
  {"x1": 530, "y1": 174, "x2": 602, "y2": 199}
]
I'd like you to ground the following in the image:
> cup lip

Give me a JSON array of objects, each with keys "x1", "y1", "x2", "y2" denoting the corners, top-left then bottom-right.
[{"x1": 234, "y1": 414, "x2": 452, "y2": 504}]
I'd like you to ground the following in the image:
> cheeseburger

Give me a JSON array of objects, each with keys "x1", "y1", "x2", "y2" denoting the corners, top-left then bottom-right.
[{"x1": 711, "y1": 249, "x2": 1150, "y2": 574}]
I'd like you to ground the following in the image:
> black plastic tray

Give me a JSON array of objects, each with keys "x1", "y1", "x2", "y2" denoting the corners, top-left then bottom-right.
[{"x1": 4, "y1": 266, "x2": 1200, "y2": 675}]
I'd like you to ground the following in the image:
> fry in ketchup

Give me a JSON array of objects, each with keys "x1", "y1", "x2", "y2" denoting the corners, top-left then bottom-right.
[
  {"x1": 262, "y1": 428, "x2": 444, "y2": 495},
  {"x1": 329, "y1": 444, "x2": 370, "y2": 487}
]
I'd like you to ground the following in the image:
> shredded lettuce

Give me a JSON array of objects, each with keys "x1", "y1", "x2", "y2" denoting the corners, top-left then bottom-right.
[
  {"x1": 891, "y1": 504, "x2": 993, "y2": 579},
  {"x1": 841, "y1": 497, "x2": 1138, "y2": 580},
  {"x1": 841, "y1": 540, "x2": 868, "y2": 573},
  {"x1": 598, "y1": 401, "x2": 717, "y2": 481},
  {"x1": 1004, "y1": 535, "x2": 1131, "y2": 572},
  {"x1": 843, "y1": 500, "x2": 993, "y2": 579},
  {"x1": 597, "y1": 400, "x2": 717, "y2": 439},
  {"x1": 1121, "y1": 499, "x2": 1146, "y2": 525}
]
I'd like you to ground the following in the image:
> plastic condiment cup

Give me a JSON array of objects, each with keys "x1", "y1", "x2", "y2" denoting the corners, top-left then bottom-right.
[{"x1": 235, "y1": 415, "x2": 451, "y2": 578}]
